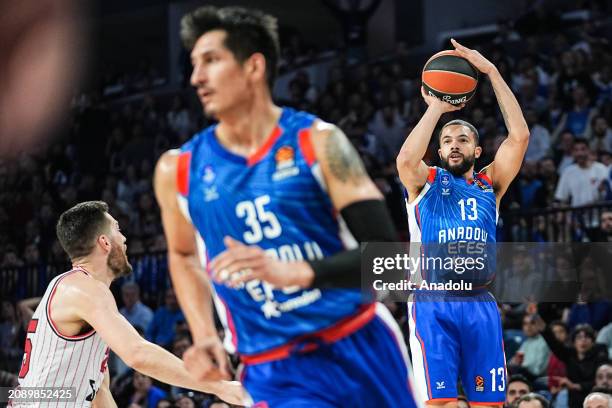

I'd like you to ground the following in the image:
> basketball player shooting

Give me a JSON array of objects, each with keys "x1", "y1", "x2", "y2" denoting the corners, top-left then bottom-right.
[
  {"x1": 154, "y1": 5, "x2": 418, "y2": 407},
  {"x1": 12, "y1": 201, "x2": 245, "y2": 407},
  {"x1": 396, "y1": 39, "x2": 530, "y2": 407}
]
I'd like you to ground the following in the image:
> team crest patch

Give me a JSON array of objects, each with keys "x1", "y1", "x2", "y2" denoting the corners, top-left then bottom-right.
[
  {"x1": 272, "y1": 146, "x2": 299, "y2": 181},
  {"x1": 475, "y1": 375, "x2": 485, "y2": 392},
  {"x1": 203, "y1": 165, "x2": 215, "y2": 184},
  {"x1": 441, "y1": 174, "x2": 450, "y2": 186}
]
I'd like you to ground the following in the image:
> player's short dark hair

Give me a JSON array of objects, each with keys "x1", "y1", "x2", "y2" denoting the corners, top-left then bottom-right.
[
  {"x1": 439, "y1": 119, "x2": 480, "y2": 145},
  {"x1": 508, "y1": 374, "x2": 532, "y2": 390},
  {"x1": 571, "y1": 323, "x2": 596, "y2": 342},
  {"x1": 550, "y1": 320, "x2": 568, "y2": 332},
  {"x1": 573, "y1": 138, "x2": 589, "y2": 148},
  {"x1": 56, "y1": 201, "x2": 110, "y2": 260},
  {"x1": 514, "y1": 393, "x2": 549, "y2": 408},
  {"x1": 180, "y1": 6, "x2": 280, "y2": 88}
]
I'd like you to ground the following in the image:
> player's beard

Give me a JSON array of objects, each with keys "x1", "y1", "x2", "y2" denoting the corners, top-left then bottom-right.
[
  {"x1": 107, "y1": 239, "x2": 132, "y2": 278},
  {"x1": 440, "y1": 152, "x2": 475, "y2": 177}
]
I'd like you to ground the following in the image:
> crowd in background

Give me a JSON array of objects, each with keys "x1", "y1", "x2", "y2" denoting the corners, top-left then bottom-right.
[{"x1": 1, "y1": 1, "x2": 612, "y2": 407}]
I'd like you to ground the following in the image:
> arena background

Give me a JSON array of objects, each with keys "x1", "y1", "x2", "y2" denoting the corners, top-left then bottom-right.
[{"x1": 1, "y1": 0, "x2": 612, "y2": 407}]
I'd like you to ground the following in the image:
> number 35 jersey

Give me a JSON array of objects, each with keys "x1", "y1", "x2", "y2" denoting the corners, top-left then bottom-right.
[{"x1": 177, "y1": 107, "x2": 367, "y2": 356}]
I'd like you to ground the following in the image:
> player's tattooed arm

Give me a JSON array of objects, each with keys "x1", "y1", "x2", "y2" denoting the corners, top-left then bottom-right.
[
  {"x1": 324, "y1": 126, "x2": 369, "y2": 185},
  {"x1": 310, "y1": 121, "x2": 382, "y2": 210}
]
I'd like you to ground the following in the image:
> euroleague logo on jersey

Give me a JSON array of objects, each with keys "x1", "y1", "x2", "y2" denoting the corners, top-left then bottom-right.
[
  {"x1": 475, "y1": 375, "x2": 485, "y2": 392},
  {"x1": 272, "y1": 145, "x2": 300, "y2": 181}
]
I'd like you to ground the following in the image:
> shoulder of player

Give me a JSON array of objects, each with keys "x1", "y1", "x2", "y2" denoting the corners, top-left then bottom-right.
[
  {"x1": 154, "y1": 149, "x2": 180, "y2": 196},
  {"x1": 55, "y1": 273, "x2": 114, "y2": 311},
  {"x1": 307, "y1": 119, "x2": 349, "y2": 159}
]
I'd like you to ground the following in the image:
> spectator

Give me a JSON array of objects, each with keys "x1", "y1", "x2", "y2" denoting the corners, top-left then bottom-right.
[
  {"x1": 514, "y1": 393, "x2": 550, "y2": 408},
  {"x1": 510, "y1": 314, "x2": 550, "y2": 379},
  {"x1": 548, "y1": 321, "x2": 569, "y2": 395},
  {"x1": 594, "y1": 364, "x2": 612, "y2": 391},
  {"x1": 538, "y1": 157, "x2": 559, "y2": 204},
  {"x1": 597, "y1": 323, "x2": 612, "y2": 358},
  {"x1": 146, "y1": 288, "x2": 184, "y2": 348},
  {"x1": 155, "y1": 399, "x2": 172, "y2": 408},
  {"x1": 556, "y1": 86, "x2": 598, "y2": 138},
  {"x1": 582, "y1": 392, "x2": 611, "y2": 408},
  {"x1": 537, "y1": 317, "x2": 609, "y2": 408},
  {"x1": 506, "y1": 375, "x2": 532, "y2": 408},
  {"x1": 555, "y1": 132, "x2": 575, "y2": 175},
  {"x1": 554, "y1": 139, "x2": 608, "y2": 206},
  {"x1": 120, "y1": 281, "x2": 153, "y2": 329},
  {"x1": 525, "y1": 110, "x2": 551, "y2": 162},
  {"x1": 174, "y1": 394, "x2": 196, "y2": 408},
  {"x1": 518, "y1": 160, "x2": 547, "y2": 209},
  {"x1": 129, "y1": 372, "x2": 167, "y2": 408},
  {"x1": 586, "y1": 117, "x2": 612, "y2": 154}
]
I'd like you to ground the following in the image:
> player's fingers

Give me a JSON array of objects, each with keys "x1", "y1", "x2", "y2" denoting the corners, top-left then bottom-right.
[
  {"x1": 211, "y1": 346, "x2": 231, "y2": 380},
  {"x1": 213, "y1": 251, "x2": 262, "y2": 282},
  {"x1": 224, "y1": 235, "x2": 243, "y2": 248},
  {"x1": 210, "y1": 248, "x2": 252, "y2": 279}
]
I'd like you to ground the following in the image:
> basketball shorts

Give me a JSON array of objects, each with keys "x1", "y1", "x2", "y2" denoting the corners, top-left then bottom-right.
[
  {"x1": 241, "y1": 304, "x2": 421, "y2": 408},
  {"x1": 408, "y1": 291, "x2": 506, "y2": 405}
]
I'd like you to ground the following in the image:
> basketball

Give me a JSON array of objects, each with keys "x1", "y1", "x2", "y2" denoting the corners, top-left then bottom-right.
[{"x1": 422, "y1": 50, "x2": 478, "y2": 105}]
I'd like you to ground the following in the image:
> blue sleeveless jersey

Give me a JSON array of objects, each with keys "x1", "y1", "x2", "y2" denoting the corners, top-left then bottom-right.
[
  {"x1": 405, "y1": 166, "x2": 498, "y2": 288},
  {"x1": 177, "y1": 108, "x2": 367, "y2": 355}
]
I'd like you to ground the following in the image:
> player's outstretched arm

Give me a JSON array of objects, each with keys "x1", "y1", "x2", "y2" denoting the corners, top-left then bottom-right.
[
  {"x1": 397, "y1": 87, "x2": 463, "y2": 202},
  {"x1": 92, "y1": 370, "x2": 117, "y2": 408},
  {"x1": 154, "y1": 150, "x2": 230, "y2": 381},
  {"x1": 67, "y1": 276, "x2": 246, "y2": 405},
  {"x1": 451, "y1": 39, "x2": 529, "y2": 199}
]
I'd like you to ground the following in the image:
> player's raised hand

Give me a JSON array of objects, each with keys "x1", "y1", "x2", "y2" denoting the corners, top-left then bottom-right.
[
  {"x1": 420, "y1": 86, "x2": 465, "y2": 113},
  {"x1": 211, "y1": 236, "x2": 312, "y2": 288},
  {"x1": 450, "y1": 38, "x2": 495, "y2": 75},
  {"x1": 183, "y1": 337, "x2": 231, "y2": 381}
]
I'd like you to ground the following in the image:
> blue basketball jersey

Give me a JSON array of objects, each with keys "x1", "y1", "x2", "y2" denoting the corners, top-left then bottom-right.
[
  {"x1": 405, "y1": 166, "x2": 498, "y2": 287},
  {"x1": 177, "y1": 107, "x2": 368, "y2": 355}
]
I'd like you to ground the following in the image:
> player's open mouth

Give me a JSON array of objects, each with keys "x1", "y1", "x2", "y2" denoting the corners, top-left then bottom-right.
[{"x1": 449, "y1": 153, "x2": 463, "y2": 160}]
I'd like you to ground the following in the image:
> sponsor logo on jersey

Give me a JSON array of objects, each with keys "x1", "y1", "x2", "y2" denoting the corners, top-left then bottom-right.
[
  {"x1": 442, "y1": 187, "x2": 451, "y2": 196},
  {"x1": 475, "y1": 375, "x2": 485, "y2": 392},
  {"x1": 272, "y1": 145, "x2": 299, "y2": 181},
  {"x1": 204, "y1": 186, "x2": 219, "y2": 202},
  {"x1": 441, "y1": 174, "x2": 451, "y2": 186},
  {"x1": 436, "y1": 381, "x2": 446, "y2": 390},
  {"x1": 203, "y1": 165, "x2": 215, "y2": 184}
]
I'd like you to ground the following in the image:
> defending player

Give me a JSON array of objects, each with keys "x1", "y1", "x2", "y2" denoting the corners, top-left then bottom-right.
[
  {"x1": 12, "y1": 201, "x2": 244, "y2": 407},
  {"x1": 396, "y1": 39, "x2": 530, "y2": 407},
  {"x1": 154, "y1": 5, "x2": 418, "y2": 407}
]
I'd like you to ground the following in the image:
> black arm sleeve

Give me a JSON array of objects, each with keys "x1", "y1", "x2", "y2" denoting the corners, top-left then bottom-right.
[{"x1": 307, "y1": 199, "x2": 398, "y2": 288}]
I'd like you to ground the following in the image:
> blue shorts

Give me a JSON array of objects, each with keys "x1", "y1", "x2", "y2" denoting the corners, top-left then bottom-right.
[
  {"x1": 241, "y1": 304, "x2": 419, "y2": 408},
  {"x1": 408, "y1": 292, "x2": 506, "y2": 405}
]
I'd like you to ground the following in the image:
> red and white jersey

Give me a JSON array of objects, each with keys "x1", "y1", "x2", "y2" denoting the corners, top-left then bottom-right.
[{"x1": 14, "y1": 267, "x2": 110, "y2": 407}]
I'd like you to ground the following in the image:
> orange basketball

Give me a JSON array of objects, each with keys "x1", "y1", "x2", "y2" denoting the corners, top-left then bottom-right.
[{"x1": 422, "y1": 50, "x2": 478, "y2": 105}]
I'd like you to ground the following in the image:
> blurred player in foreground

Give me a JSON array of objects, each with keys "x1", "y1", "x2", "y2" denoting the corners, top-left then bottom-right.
[
  {"x1": 12, "y1": 201, "x2": 245, "y2": 407},
  {"x1": 397, "y1": 39, "x2": 530, "y2": 407},
  {"x1": 155, "y1": 5, "x2": 419, "y2": 407}
]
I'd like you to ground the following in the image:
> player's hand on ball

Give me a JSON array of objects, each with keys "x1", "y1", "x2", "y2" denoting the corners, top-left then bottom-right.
[
  {"x1": 420, "y1": 86, "x2": 465, "y2": 113},
  {"x1": 183, "y1": 337, "x2": 231, "y2": 381},
  {"x1": 450, "y1": 38, "x2": 496, "y2": 75},
  {"x1": 211, "y1": 236, "x2": 312, "y2": 288}
]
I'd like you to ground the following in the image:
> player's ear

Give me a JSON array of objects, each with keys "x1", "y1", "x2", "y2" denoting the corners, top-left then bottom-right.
[
  {"x1": 246, "y1": 53, "x2": 267, "y2": 83},
  {"x1": 98, "y1": 234, "x2": 112, "y2": 253},
  {"x1": 438, "y1": 148, "x2": 442, "y2": 159},
  {"x1": 474, "y1": 146, "x2": 482, "y2": 159}
]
